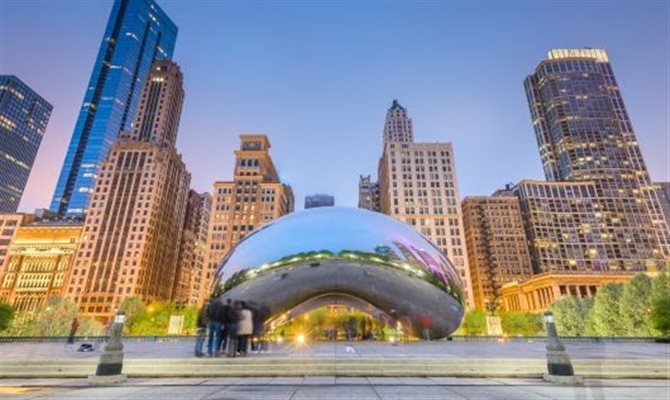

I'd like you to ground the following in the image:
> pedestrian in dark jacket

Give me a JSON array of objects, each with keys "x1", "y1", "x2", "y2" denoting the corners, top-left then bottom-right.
[
  {"x1": 206, "y1": 298, "x2": 223, "y2": 356},
  {"x1": 67, "y1": 318, "x2": 79, "y2": 344},
  {"x1": 194, "y1": 301, "x2": 208, "y2": 357},
  {"x1": 217, "y1": 298, "x2": 233, "y2": 354},
  {"x1": 225, "y1": 301, "x2": 242, "y2": 357}
]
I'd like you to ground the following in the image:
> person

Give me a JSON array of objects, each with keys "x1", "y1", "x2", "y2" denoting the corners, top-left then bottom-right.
[
  {"x1": 419, "y1": 313, "x2": 433, "y2": 341},
  {"x1": 237, "y1": 301, "x2": 253, "y2": 356},
  {"x1": 217, "y1": 299, "x2": 233, "y2": 355},
  {"x1": 225, "y1": 301, "x2": 242, "y2": 357},
  {"x1": 67, "y1": 318, "x2": 79, "y2": 345},
  {"x1": 194, "y1": 301, "x2": 208, "y2": 357},
  {"x1": 206, "y1": 297, "x2": 223, "y2": 356}
]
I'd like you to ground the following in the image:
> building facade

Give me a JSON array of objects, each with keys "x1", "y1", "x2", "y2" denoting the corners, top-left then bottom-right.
[
  {"x1": 201, "y1": 135, "x2": 294, "y2": 303},
  {"x1": 50, "y1": 0, "x2": 177, "y2": 217},
  {"x1": 500, "y1": 272, "x2": 635, "y2": 313},
  {"x1": 655, "y1": 182, "x2": 670, "y2": 228},
  {"x1": 513, "y1": 180, "x2": 610, "y2": 274},
  {"x1": 0, "y1": 221, "x2": 82, "y2": 312},
  {"x1": 383, "y1": 99, "x2": 413, "y2": 144},
  {"x1": 378, "y1": 141, "x2": 472, "y2": 307},
  {"x1": 462, "y1": 190, "x2": 533, "y2": 310},
  {"x1": 173, "y1": 190, "x2": 211, "y2": 304},
  {"x1": 0, "y1": 76, "x2": 52, "y2": 213},
  {"x1": 525, "y1": 48, "x2": 669, "y2": 270},
  {"x1": 305, "y1": 194, "x2": 334, "y2": 209},
  {"x1": 358, "y1": 175, "x2": 380, "y2": 212},
  {"x1": 0, "y1": 214, "x2": 33, "y2": 271},
  {"x1": 66, "y1": 61, "x2": 190, "y2": 321}
]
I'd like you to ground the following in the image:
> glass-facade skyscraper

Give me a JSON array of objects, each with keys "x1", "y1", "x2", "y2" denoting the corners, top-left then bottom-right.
[
  {"x1": 0, "y1": 76, "x2": 52, "y2": 213},
  {"x1": 50, "y1": 0, "x2": 177, "y2": 217},
  {"x1": 525, "y1": 49, "x2": 670, "y2": 271}
]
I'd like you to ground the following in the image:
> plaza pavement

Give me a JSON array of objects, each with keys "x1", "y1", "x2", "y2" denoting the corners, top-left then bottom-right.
[{"x1": 0, "y1": 377, "x2": 668, "y2": 399}]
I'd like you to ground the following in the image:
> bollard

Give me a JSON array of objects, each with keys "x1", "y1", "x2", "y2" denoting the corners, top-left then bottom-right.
[
  {"x1": 88, "y1": 310, "x2": 127, "y2": 385},
  {"x1": 542, "y1": 311, "x2": 583, "y2": 385}
]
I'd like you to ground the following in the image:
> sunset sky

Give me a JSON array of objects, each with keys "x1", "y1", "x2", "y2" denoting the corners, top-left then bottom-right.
[{"x1": 2, "y1": 1, "x2": 668, "y2": 212}]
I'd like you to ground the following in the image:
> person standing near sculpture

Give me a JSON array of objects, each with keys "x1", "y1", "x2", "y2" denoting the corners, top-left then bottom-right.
[
  {"x1": 237, "y1": 301, "x2": 253, "y2": 356},
  {"x1": 217, "y1": 298, "x2": 233, "y2": 355},
  {"x1": 206, "y1": 297, "x2": 223, "y2": 357},
  {"x1": 67, "y1": 318, "x2": 79, "y2": 344},
  {"x1": 194, "y1": 301, "x2": 208, "y2": 357},
  {"x1": 225, "y1": 301, "x2": 242, "y2": 357}
]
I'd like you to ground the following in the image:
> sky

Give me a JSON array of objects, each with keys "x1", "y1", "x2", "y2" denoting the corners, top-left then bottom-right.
[{"x1": 1, "y1": 0, "x2": 668, "y2": 212}]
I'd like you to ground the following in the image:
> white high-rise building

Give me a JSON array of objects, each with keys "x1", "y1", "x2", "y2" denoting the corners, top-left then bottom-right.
[{"x1": 377, "y1": 100, "x2": 473, "y2": 307}]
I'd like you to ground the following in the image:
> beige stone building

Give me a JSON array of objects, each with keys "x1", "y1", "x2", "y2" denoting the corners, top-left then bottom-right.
[
  {"x1": 462, "y1": 189, "x2": 533, "y2": 311},
  {"x1": 500, "y1": 272, "x2": 635, "y2": 313},
  {"x1": 0, "y1": 220, "x2": 82, "y2": 312},
  {"x1": 0, "y1": 214, "x2": 31, "y2": 270},
  {"x1": 66, "y1": 61, "x2": 190, "y2": 321},
  {"x1": 201, "y1": 135, "x2": 294, "y2": 303},
  {"x1": 375, "y1": 100, "x2": 472, "y2": 307},
  {"x1": 173, "y1": 190, "x2": 211, "y2": 305},
  {"x1": 378, "y1": 141, "x2": 472, "y2": 307}
]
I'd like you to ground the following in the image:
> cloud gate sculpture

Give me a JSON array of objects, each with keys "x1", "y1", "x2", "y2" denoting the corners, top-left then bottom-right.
[{"x1": 212, "y1": 207, "x2": 465, "y2": 339}]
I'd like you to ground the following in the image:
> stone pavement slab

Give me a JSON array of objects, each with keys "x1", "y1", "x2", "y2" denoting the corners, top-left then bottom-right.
[{"x1": 0, "y1": 377, "x2": 668, "y2": 400}]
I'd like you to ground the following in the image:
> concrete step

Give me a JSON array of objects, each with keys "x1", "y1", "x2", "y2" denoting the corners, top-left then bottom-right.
[{"x1": 1, "y1": 358, "x2": 667, "y2": 379}]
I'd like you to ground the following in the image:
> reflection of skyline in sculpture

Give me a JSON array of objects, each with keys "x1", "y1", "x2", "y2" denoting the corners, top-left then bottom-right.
[{"x1": 212, "y1": 207, "x2": 465, "y2": 338}]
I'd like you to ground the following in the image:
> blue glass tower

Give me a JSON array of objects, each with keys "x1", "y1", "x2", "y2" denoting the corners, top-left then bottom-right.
[
  {"x1": 0, "y1": 76, "x2": 53, "y2": 213},
  {"x1": 50, "y1": 0, "x2": 177, "y2": 216}
]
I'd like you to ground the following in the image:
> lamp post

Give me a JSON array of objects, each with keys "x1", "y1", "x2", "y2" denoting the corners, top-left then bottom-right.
[
  {"x1": 89, "y1": 310, "x2": 127, "y2": 384},
  {"x1": 542, "y1": 311, "x2": 583, "y2": 385}
]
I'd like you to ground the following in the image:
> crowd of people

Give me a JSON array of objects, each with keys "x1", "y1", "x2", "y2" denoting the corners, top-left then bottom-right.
[{"x1": 194, "y1": 297, "x2": 267, "y2": 357}]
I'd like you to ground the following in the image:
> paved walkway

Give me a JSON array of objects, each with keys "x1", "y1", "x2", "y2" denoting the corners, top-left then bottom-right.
[
  {"x1": 0, "y1": 377, "x2": 668, "y2": 399},
  {"x1": 1, "y1": 340, "x2": 668, "y2": 361}
]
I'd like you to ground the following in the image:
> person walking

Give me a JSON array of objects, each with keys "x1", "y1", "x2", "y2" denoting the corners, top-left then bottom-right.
[
  {"x1": 194, "y1": 301, "x2": 208, "y2": 357},
  {"x1": 237, "y1": 301, "x2": 253, "y2": 356},
  {"x1": 225, "y1": 301, "x2": 242, "y2": 357},
  {"x1": 67, "y1": 318, "x2": 79, "y2": 345},
  {"x1": 206, "y1": 297, "x2": 223, "y2": 356}
]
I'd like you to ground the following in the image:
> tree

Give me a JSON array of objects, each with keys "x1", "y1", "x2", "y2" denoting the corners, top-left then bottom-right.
[
  {"x1": 619, "y1": 273, "x2": 654, "y2": 336},
  {"x1": 0, "y1": 302, "x2": 15, "y2": 331},
  {"x1": 461, "y1": 310, "x2": 487, "y2": 335},
  {"x1": 651, "y1": 267, "x2": 670, "y2": 304},
  {"x1": 24, "y1": 296, "x2": 79, "y2": 336},
  {"x1": 119, "y1": 296, "x2": 146, "y2": 334},
  {"x1": 499, "y1": 312, "x2": 543, "y2": 336},
  {"x1": 587, "y1": 283, "x2": 624, "y2": 336},
  {"x1": 650, "y1": 296, "x2": 670, "y2": 336},
  {"x1": 550, "y1": 296, "x2": 592, "y2": 336},
  {"x1": 649, "y1": 267, "x2": 670, "y2": 336}
]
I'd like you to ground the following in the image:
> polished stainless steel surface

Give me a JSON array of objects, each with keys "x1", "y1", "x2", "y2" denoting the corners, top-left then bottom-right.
[{"x1": 213, "y1": 207, "x2": 464, "y2": 338}]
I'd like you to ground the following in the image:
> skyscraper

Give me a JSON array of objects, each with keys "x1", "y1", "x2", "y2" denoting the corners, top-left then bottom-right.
[
  {"x1": 50, "y1": 0, "x2": 177, "y2": 217},
  {"x1": 655, "y1": 182, "x2": 670, "y2": 228},
  {"x1": 462, "y1": 189, "x2": 533, "y2": 310},
  {"x1": 173, "y1": 190, "x2": 211, "y2": 305},
  {"x1": 377, "y1": 101, "x2": 472, "y2": 306},
  {"x1": 0, "y1": 76, "x2": 52, "y2": 213},
  {"x1": 513, "y1": 180, "x2": 608, "y2": 273},
  {"x1": 383, "y1": 99, "x2": 413, "y2": 144},
  {"x1": 305, "y1": 194, "x2": 334, "y2": 209},
  {"x1": 67, "y1": 61, "x2": 190, "y2": 320},
  {"x1": 378, "y1": 141, "x2": 473, "y2": 306},
  {"x1": 201, "y1": 135, "x2": 294, "y2": 303},
  {"x1": 358, "y1": 175, "x2": 380, "y2": 212},
  {"x1": 525, "y1": 49, "x2": 669, "y2": 270}
]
